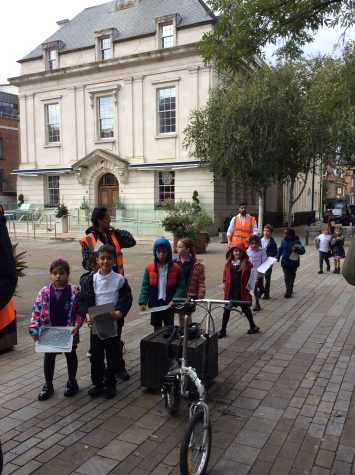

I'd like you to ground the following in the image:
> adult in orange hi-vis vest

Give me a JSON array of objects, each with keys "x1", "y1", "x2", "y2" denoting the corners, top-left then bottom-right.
[
  {"x1": 80, "y1": 207, "x2": 136, "y2": 382},
  {"x1": 0, "y1": 206, "x2": 17, "y2": 352},
  {"x1": 227, "y1": 202, "x2": 258, "y2": 249}
]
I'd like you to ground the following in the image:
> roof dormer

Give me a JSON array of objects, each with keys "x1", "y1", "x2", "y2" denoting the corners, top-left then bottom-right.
[
  {"x1": 115, "y1": 0, "x2": 138, "y2": 10},
  {"x1": 42, "y1": 40, "x2": 65, "y2": 71},
  {"x1": 95, "y1": 28, "x2": 118, "y2": 61}
]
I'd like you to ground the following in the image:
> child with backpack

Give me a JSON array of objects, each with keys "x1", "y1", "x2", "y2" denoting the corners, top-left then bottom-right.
[
  {"x1": 331, "y1": 226, "x2": 345, "y2": 274},
  {"x1": 247, "y1": 235, "x2": 267, "y2": 311},
  {"x1": 261, "y1": 224, "x2": 278, "y2": 299},
  {"x1": 277, "y1": 228, "x2": 305, "y2": 298}
]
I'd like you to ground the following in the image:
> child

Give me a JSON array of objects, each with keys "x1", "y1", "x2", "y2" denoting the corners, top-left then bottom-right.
[
  {"x1": 261, "y1": 224, "x2": 278, "y2": 299},
  {"x1": 80, "y1": 244, "x2": 132, "y2": 399},
  {"x1": 174, "y1": 238, "x2": 206, "y2": 326},
  {"x1": 29, "y1": 259, "x2": 83, "y2": 401},
  {"x1": 277, "y1": 228, "x2": 305, "y2": 298},
  {"x1": 331, "y1": 226, "x2": 345, "y2": 274},
  {"x1": 218, "y1": 246, "x2": 259, "y2": 338},
  {"x1": 315, "y1": 226, "x2": 332, "y2": 274},
  {"x1": 139, "y1": 238, "x2": 185, "y2": 332},
  {"x1": 247, "y1": 235, "x2": 267, "y2": 311}
]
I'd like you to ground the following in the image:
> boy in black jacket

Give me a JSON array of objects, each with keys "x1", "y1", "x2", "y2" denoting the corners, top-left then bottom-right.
[
  {"x1": 80, "y1": 244, "x2": 132, "y2": 399},
  {"x1": 261, "y1": 225, "x2": 278, "y2": 299}
]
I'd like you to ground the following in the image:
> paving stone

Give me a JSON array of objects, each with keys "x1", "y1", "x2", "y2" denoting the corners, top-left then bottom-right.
[
  {"x1": 224, "y1": 443, "x2": 260, "y2": 465},
  {"x1": 11, "y1": 461, "x2": 42, "y2": 475},
  {"x1": 76, "y1": 455, "x2": 119, "y2": 474},
  {"x1": 335, "y1": 445, "x2": 355, "y2": 464},
  {"x1": 316, "y1": 450, "x2": 335, "y2": 468},
  {"x1": 98, "y1": 439, "x2": 137, "y2": 461}
]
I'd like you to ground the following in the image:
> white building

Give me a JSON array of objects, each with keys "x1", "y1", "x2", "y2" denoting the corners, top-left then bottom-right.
[{"x1": 10, "y1": 0, "x2": 319, "y2": 230}]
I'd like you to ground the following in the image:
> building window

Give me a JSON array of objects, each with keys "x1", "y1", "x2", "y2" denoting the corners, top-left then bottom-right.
[
  {"x1": 47, "y1": 49, "x2": 58, "y2": 71},
  {"x1": 98, "y1": 96, "x2": 114, "y2": 138},
  {"x1": 99, "y1": 36, "x2": 112, "y2": 60},
  {"x1": 45, "y1": 103, "x2": 60, "y2": 143},
  {"x1": 47, "y1": 176, "x2": 60, "y2": 207},
  {"x1": 158, "y1": 87, "x2": 176, "y2": 134},
  {"x1": 160, "y1": 22, "x2": 174, "y2": 48},
  {"x1": 158, "y1": 171, "x2": 175, "y2": 203},
  {"x1": 0, "y1": 139, "x2": 3, "y2": 160}
]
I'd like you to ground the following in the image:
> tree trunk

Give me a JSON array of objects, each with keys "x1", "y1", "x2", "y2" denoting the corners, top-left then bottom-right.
[
  {"x1": 257, "y1": 189, "x2": 264, "y2": 234},
  {"x1": 287, "y1": 178, "x2": 295, "y2": 227}
]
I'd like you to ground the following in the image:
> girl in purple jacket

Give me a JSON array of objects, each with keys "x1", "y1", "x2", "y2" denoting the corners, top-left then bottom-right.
[{"x1": 29, "y1": 258, "x2": 83, "y2": 401}]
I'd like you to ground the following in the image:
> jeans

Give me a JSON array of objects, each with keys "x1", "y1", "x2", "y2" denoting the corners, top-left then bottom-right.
[
  {"x1": 283, "y1": 267, "x2": 297, "y2": 296},
  {"x1": 319, "y1": 251, "x2": 330, "y2": 272}
]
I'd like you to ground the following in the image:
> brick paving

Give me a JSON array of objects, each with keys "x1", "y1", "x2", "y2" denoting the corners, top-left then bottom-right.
[{"x1": 2, "y1": 240, "x2": 355, "y2": 474}]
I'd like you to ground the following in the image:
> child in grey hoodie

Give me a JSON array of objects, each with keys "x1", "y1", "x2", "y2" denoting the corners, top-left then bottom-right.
[{"x1": 247, "y1": 235, "x2": 267, "y2": 311}]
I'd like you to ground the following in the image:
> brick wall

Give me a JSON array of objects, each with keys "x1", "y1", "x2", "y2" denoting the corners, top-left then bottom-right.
[{"x1": 0, "y1": 117, "x2": 19, "y2": 194}]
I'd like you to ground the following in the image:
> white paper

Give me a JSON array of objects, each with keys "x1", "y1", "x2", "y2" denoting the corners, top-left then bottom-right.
[
  {"x1": 257, "y1": 257, "x2": 277, "y2": 274},
  {"x1": 246, "y1": 269, "x2": 257, "y2": 292},
  {"x1": 88, "y1": 303, "x2": 117, "y2": 340},
  {"x1": 140, "y1": 304, "x2": 172, "y2": 315},
  {"x1": 35, "y1": 326, "x2": 74, "y2": 353},
  {"x1": 88, "y1": 303, "x2": 115, "y2": 318}
]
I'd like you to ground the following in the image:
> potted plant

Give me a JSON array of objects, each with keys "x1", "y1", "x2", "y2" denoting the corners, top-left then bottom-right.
[
  {"x1": 162, "y1": 192, "x2": 212, "y2": 253},
  {"x1": 56, "y1": 203, "x2": 69, "y2": 233},
  {"x1": 79, "y1": 197, "x2": 90, "y2": 221}
]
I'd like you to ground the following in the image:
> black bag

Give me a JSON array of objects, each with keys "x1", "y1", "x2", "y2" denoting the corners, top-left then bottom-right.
[
  {"x1": 140, "y1": 328, "x2": 218, "y2": 389},
  {"x1": 343, "y1": 234, "x2": 355, "y2": 286}
]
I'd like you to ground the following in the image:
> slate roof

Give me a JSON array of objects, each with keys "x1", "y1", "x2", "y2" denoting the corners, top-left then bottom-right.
[{"x1": 20, "y1": 0, "x2": 215, "y2": 62}]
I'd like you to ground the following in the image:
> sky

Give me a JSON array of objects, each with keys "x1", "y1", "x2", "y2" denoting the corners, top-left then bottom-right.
[{"x1": 0, "y1": 0, "x2": 354, "y2": 84}]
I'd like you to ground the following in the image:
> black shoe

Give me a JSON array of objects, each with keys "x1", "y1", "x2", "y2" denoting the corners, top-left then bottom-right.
[
  {"x1": 333, "y1": 269, "x2": 338, "y2": 273},
  {"x1": 248, "y1": 326, "x2": 260, "y2": 334},
  {"x1": 253, "y1": 305, "x2": 261, "y2": 312},
  {"x1": 284, "y1": 293, "x2": 292, "y2": 298},
  {"x1": 218, "y1": 329, "x2": 227, "y2": 339},
  {"x1": 64, "y1": 380, "x2": 79, "y2": 397},
  {"x1": 88, "y1": 385, "x2": 104, "y2": 397},
  {"x1": 318, "y1": 270, "x2": 323, "y2": 274},
  {"x1": 263, "y1": 294, "x2": 270, "y2": 300},
  {"x1": 327, "y1": 267, "x2": 331, "y2": 272},
  {"x1": 38, "y1": 383, "x2": 54, "y2": 401},
  {"x1": 104, "y1": 386, "x2": 116, "y2": 399},
  {"x1": 117, "y1": 369, "x2": 130, "y2": 381}
]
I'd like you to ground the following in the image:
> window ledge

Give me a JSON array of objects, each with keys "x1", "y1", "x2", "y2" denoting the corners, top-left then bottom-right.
[
  {"x1": 44, "y1": 143, "x2": 62, "y2": 148},
  {"x1": 95, "y1": 138, "x2": 116, "y2": 144},
  {"x1": 155, "y1": 133, "x2": 177, "y2": 140}
]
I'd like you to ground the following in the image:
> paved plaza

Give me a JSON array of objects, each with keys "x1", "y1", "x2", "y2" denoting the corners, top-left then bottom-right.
[{"x1": 2, "y1": 237, "x2": 355, "y2": 474}]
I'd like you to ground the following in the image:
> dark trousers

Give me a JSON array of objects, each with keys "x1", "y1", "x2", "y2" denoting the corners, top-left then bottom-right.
[
  {"x1": 151, "y1": 308, "x2": 174, "y2": 332},
  {"x1": 319, "y1": 251, "x2": 330, "y2": 272},
  {"x1": 254, "y1": 276, "x2": 264, "y2": 308},
  {"x1": 221, "y1": 305, "x2": 256, "y2": 331},
  {"x1": 264, "y1": 268, "x2": 273, "y2": 297},
  {"x1": 283, "y1": 267, "x2": 297, "y2": 296},
  {"x1": 88, "y1": 325, "x2": 125, "y2": 373},
  {"x1": 44, "y1": 350, "x2": 78, "y2": 386},
  {"x1": 90, "y1": 334, "x2": 119, "y2": 387}
]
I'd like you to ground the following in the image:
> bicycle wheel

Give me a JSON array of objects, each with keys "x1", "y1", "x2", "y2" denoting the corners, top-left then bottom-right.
[
  {"x1": 165, "y1": 381, "x2": 181, "y2": 416},
  {"x1": 180, "y1": 409, "x2": 212, "y2": 475}
]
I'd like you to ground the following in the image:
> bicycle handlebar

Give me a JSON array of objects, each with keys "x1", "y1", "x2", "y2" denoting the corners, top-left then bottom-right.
[{"x1": 173, "y1": 298, "x2": 252, "y2": 307}]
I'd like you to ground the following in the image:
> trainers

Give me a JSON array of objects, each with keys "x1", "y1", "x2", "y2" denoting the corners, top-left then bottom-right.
[
  {"x1": 284, "y1": 293, "x2": 292, "y2": 298},
  {"x1": 64, "y1": 380, "x2": 79, "y2": 397},
  {"x1": 88, "y1": 385, "x2": 104, "y2": 397},
  {"x1": 104, "y1": 386, "x2": 116, "y2": 399},
  {"x1": 117, "y1": 369, "x2": 130, "y2": 381},
  {"x1": 248, "y1": 326, "x2": 260, "y2": 334},
  {"x1": 263, "y1": 294, "x2": 270, "y2": 300},
  {"x1": 217, "y1": 329, "x2": 227, "y2": 339},
  {"x1": 38, "y1": 383, "x2": 54, "y2": 401},
  {"x1": 253, "y1": 305, "x2": 261, "y2": 312}
]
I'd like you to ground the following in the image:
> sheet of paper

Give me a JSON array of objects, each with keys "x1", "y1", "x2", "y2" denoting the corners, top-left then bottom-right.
[
  {"x1": 257, "y1": 257, "x2": 277, "y2": 274},
  {"x1": 140, "y1": 304, "x2": 172, "y2": 315},
  {"x1": 35, "y1": 326, "x2": 74, "y2": 353},
  {"x1": 88, "y1": 303, "x2": 115, "y2": 318},
  {"x1": 246, "y1": 269, "x2": 257, "y2": 292}
]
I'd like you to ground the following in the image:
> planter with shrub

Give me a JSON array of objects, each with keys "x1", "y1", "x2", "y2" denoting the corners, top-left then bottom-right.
[{"x1": 56, "y1": 203, "x2": 69, "y2": 233}]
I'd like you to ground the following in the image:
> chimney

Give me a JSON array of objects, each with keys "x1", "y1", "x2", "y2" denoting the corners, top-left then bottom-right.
[{"x1": 57, "y1": 19, "x2": 69, "y2": 26}]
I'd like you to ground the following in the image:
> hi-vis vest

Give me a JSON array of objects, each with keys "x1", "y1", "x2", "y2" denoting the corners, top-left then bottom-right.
[
  {"x1": 230, "y1": 215, "x2": 256, "y2": 249},
  {"x1": 0, "y1": 299, "x2": 16, "y2": 333},
  {"x1": 81, "y1": 232, "x2": 124, "y2": 275}
]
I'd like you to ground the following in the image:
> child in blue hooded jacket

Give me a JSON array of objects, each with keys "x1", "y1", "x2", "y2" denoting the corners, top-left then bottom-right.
[{"x1": 139, "y1": 238, "x2": 185, "y2": 332}]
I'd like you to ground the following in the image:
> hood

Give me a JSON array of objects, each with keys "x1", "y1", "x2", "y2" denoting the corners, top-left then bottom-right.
[{"x1": 153, "y1": 238, "x2": 173, "y2": 264}]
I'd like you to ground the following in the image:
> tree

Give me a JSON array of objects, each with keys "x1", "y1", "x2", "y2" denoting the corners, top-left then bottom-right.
[
  {"x1": 184, "y1": 56, "x2": 355, "y2": 226},
  {"x1": 202, "y1": 0, "x2": 354, "y2": 72}
]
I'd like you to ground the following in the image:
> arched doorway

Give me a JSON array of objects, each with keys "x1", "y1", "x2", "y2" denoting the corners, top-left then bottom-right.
[{"x1": 98, "y1": 173, "x2": 119, "y2": 217}]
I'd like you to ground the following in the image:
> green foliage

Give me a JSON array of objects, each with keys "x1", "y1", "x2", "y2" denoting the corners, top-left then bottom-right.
[
  {"x1": 202, "y1": 0, "x2": 353, "y2": 71},
  {"x1": 56, "y1": 203, "x2": 69, "y2": 218},
  {"x1": 184, "y1": 53, "x2": 355, "y2": 223},
  {"x1": 80, "y1": 197, "x2": 90, "y2": 210},
  {"x1": 161, "y1": 192, "x2": 213, "y2": 241}
]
